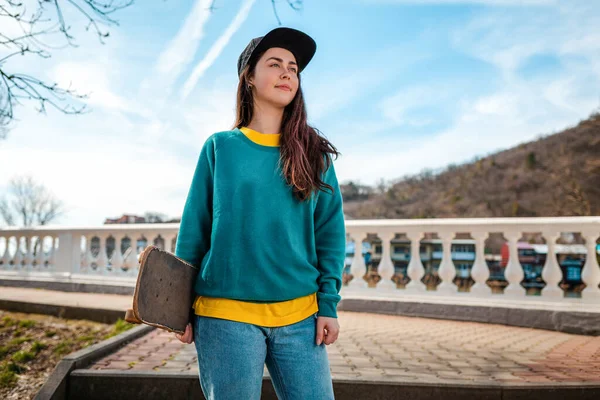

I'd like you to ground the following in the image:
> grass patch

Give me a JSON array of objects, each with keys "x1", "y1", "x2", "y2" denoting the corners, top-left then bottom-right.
[
  {"x1": 53, "y1": 340, "x2": 73, "y2": 356},
  {"x1": 8, "y1": 336, "x2": 32, "y2": 346},
  {"x1": 11, "y1": 350, "x2": 36, "y2": 363},
  {"x1": 4, "y1": 361, "x2": 25, "y2": 374},
  {"x1": 77, "y1": 334, "x2": 96, "y2": 342},
  {"x1": 103, "y1": 319, "x2": 134, "y2": 340},
  {"x1": 18, "y1": 320, "x2": 35, "y2": 328},
  {"x1": 44, "y1": 330, "x2": 57, "y2": 338},
  {"x1": 0, "y1": 368, "x2": 17, "y2": 389},
  {"x1": 0, "y1": 346, "x2": 13, "y2": 360},
  {"x1": 13, "y1": 328, "x2": 23, "y2": 337},
  {"x1": 31, "y1": 341, "x2": 47, "y2": 354},
  {"x1": 0, "y1": 317, "x2": 16, "y2": 328}
]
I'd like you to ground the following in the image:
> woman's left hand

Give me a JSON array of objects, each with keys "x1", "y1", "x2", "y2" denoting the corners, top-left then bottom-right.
[{"x1": 315, "y1": 316, "x2": 340, "y2": 346}]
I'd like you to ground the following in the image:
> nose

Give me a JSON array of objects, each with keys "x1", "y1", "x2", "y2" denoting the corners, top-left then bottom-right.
[{"x1": 280, "y1": 69, "x2": 292, "y2": 80}]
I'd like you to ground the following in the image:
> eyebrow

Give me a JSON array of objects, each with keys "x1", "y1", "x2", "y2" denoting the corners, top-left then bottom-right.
[{"x1": 265, "y1": 57, "x2": 297, "y2": 66}]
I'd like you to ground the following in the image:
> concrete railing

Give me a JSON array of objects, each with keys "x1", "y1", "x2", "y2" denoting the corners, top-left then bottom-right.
[{"x1": 1, "y1": 217, "x2": 599, "y2": 303}]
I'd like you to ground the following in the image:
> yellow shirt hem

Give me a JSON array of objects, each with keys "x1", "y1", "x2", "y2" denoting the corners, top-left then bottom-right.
[{"x1": 193, "y1": 292, "x2": 318, "y2": 327}]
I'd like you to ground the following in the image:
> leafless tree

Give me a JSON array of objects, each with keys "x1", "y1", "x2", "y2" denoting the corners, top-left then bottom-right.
[
  {"x1": 143, "y1": 211, "x2": 168, "y2": 224},
  {"x1": 0, "y1": 175, "x2": 66, "y2": 227}
]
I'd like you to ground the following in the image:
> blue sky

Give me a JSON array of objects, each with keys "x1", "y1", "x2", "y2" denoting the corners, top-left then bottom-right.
[{"x1": 1, "y1": 0, "x2": 599, "y2": 227}]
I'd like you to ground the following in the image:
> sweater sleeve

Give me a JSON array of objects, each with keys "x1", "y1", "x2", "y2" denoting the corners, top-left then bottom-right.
[
  {"x1": 174, "y1": 137, "x2": 216, "y2": 268},
  {"x1": 314, "y1": 155, "x2": 346, "y2": 318}
]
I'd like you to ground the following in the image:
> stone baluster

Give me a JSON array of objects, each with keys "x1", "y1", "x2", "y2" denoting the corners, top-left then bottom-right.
[
  {"x1": 541, "y1": 232, "x2": 563, "y2": 298},
  {"x1": 164, "y1": 234, "x2": 176, "y2": 253},
  {"x1": 1, "y1": 235, "x2": 12, "y2": 270},
  {"x1": 504, "y1": 231, "x2": 525, "y2": 296},
  {"x1": 96, "y1": 234, "x2": 109, "y2": 274},
  {"x1": 110, "y1": 234, "x2": 125, "y2": 275},
  {"x1": 146, "y1": 233, "x2": 154, "y2": 249},
  {"x1": 470, "y1": 231, "x2": 491, "y2": 295},
  {"x1": 124, "y1": 235, "x2": 139, "y2": 277},
  {"x1": 437, "y1": 231, "x2": 457, "y2": 294},
  {"x1": 581, "y1": 232, "x2": 600, "y2": 299},
  {"x1": 13, "y1": 236, "x2": 24, "y2": 271},
  {"x1": 348, "y1": 231, "x2": 368, "y2": 289},
  {"x1": 376, "y1": 232, "x2": 396, "y2": 290},
  {"x1": 23, "y1": 235, "x2": 34, "y2": 271},
  {"x1": 405, "y1": 231, "x2": 426, "y2": 292},
  {"x1": 34, "y1": 236, "x2": 45, "y2": 269}
]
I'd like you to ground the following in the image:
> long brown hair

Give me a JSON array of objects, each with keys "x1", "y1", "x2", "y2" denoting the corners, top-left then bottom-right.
[{"x1": 233, "y1": 52, "x2": 341, "y2": 202}]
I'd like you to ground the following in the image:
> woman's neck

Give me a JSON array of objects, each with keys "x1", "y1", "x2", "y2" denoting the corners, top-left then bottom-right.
[{"x1": 247, "y1": 101, "x2": 284, "y2": 134}]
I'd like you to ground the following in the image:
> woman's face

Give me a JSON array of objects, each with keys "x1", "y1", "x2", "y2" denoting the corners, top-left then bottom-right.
[{"x1": 249, "y1": 47, "x2": 299, "y2": 108}]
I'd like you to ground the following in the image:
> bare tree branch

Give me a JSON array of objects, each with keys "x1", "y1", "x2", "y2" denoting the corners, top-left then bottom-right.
[
  {"x1": 0, "y1": 0, "x2": 304, "y2": 139},
  {"x1": 0, "y1": 0, "x2": 132, "y2": 138},
  {"x1": 207, "y1": 0, "x2": 304, "y2": 27}
]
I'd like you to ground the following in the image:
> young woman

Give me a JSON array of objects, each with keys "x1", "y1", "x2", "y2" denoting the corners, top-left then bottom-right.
[{"x1": 173, "y1": 27, "x2": 346, "y2": 400}]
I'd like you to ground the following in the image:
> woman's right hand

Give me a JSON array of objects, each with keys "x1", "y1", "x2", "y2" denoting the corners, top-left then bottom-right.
[{"x1": 175, "y1": 322, "x2": 194, "y2": 344}]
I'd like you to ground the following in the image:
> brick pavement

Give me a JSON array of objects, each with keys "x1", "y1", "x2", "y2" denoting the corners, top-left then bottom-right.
[{"x1": 91, "y1": 311, "x2": 600, "y2": 385}]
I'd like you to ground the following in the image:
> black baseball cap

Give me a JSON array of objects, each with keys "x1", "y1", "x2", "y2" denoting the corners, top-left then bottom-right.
[{"x1": 237, "y1": 27, "x2": 317, "y2": 78}]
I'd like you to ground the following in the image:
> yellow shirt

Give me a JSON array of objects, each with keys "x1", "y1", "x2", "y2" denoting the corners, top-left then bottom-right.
[{"x1": 193, "y1": 292, "x2": 319, "y2": 327}]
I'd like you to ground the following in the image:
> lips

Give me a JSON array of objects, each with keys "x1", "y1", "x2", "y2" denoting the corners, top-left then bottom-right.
[{"x1": 276, "y1": 85, "x2": 291, "y2": 91}]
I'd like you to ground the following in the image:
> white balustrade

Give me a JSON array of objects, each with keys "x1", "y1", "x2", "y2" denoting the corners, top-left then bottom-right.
[{"x1": 0, "y1": 217, "x2": 597, "y2": 308}]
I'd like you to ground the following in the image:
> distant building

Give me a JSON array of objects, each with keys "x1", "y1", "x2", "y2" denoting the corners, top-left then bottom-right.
[{"x1": 104, "y1": 214, "x2": 146, "y2": 224}]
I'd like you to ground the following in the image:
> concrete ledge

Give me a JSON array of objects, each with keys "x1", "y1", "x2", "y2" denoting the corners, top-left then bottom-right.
[
  {"x1": 0, "y1": 278, "x2": 135, "y2": 295},
  {"x1": 67, "y1": 370, "x2": 600, "y2": 400},
  {"x1": 35, "y1": 324, "x2": 154, "y2": 400},
  {"x1": 337, "y1": 297, "x2": 600, "y2": 336},
  {"x1": 0, "y1": 299, "x2": 127, "y2": 324},
  {"x1": 3, "y1": 280, "x2": 600, "y2": 336}
]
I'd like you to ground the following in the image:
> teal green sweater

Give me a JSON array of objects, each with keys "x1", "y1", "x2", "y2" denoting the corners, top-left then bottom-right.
[{"x1": 174, "y1": 127, "x2": 346, "y2": 318}]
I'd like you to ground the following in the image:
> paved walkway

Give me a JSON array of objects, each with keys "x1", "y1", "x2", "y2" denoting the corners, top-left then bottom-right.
[
  {"x1": 2, "y1": 287, "x2": 600, "y2": 385},
  {"x1": 92, "y1": 312, "x2": 600, "y2": 385}
]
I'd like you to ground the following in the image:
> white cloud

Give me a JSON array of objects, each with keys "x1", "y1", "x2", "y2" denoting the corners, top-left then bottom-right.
[
  {"x1": 52, "y1": 62, "x2": 151, "y2": 118},
  {"x1": 379, "y1": 85, "x2": 450, "y2": 125},
  {"x1": 180, "y1": 0, "x2": 257, "y2": 101},
  {"x1": 145, "y1": 0, "x2": 213, "y2": 97},
  {"x1": 451, "y1": 2, "x2": 600, "y2": 76},
  {"x1": 335, "y1": 79, "x2": 592, "y2": 186},
  {"x1": 0, "y1": 77, "x2": 237, "y2": 227},
  {"x1": 333, "y1": 1, "x2": 600, "y2": 185},
  {"x1": 307, "y1": 45, "x2": 432, "y2": 122}
]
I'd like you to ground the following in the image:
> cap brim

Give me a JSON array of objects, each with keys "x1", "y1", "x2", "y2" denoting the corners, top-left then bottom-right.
[{"x1": 250, "y1": 27, "x2": 316, "y2": 74}]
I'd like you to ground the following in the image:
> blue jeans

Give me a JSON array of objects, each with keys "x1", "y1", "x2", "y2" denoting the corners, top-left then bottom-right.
[{"x1": 193, "y1": 312, "x2": 335, "y2": 400}]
